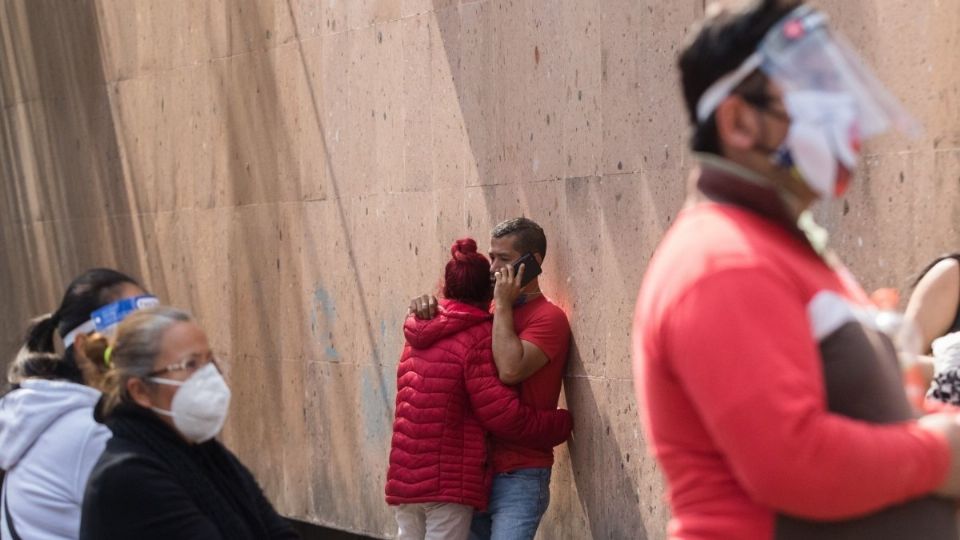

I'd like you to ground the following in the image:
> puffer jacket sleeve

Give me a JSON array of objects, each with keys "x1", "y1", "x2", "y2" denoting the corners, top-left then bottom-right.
[{"x1": 463, "y1": 338, "x2": 572, "y2": 449}]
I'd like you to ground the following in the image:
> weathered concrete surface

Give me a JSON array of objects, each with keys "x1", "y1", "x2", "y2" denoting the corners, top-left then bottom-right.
[{"x1": 0, "y1": 1, "x2": 958, "y2": 538}]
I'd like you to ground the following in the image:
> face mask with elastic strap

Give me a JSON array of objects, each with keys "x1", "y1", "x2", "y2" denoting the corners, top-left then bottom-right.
[{"x1": 149, "y1": 363, "x2": 232, "y2": 444}]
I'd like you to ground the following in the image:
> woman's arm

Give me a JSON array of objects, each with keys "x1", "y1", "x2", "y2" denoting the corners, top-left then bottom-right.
[
  {"x1": 463, "y1": 341, "x2": 572, "y2": 448},
  {"x1": 906, "y1": 258, "x2": 960, "y2": 354}
]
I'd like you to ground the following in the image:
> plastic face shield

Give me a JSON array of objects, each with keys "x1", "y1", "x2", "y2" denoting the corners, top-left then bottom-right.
[
  {"x1": 62, "y1": 295, "x2": 159, "y2": 348},
  {"x1": 695, "y1": 5, "x2": 920, "y2": 139},
  {"x1": 91, "y1": 295, "x2": 160, "y2": 339}
]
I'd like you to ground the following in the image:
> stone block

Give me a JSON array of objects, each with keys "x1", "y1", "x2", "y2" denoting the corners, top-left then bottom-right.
[
  {"x1": 4, "y1": 0, "x2": 105, "y2": 103},
  {"x1": 277, "y1": 202, "x2": 308, "y2": 362},
  {"x1": 597, "y1": 173, "x2": 683, "y2": 380},
  {"x1": 399, "y1": 13, "x2": 435, "y2": 193},
  {"x1": 431, "y1": 6, "x2": 468, "y2": 191},
  {"x1": 634, "y1": 1, "x2": 701, "y2": 176},
  {"x1": 519, "y1": 0, "x2": 565, "y2": 184},
  {"x1": 347, "y1": 0, "x2": 401, "y2": 32},
  {"x1": 221, "y1": 352, "x2": 287, "y2": 495},
  {"x1": 600, "y1": 0, "x2": 642, "y2": 177},
  {"x1": 229, "y1": 203, "x2": 284, "y2": 359},
  {"x1": 307, "y1": 30, "x2": 353, "y2": 201},
  {"x1": 459, "y1": 0, "x2": 529, "y2": 186},
  {"x1": 367, "y1": 21, "x2": 405, "y2": 197},
  {"x1": 186, "y1": 207, "x2": 235, "y2": 350},
  {"x1": 276, "y1": 357, "x2": 313, "y2": 518},
  {"x1": 299, "y1": 198, "x2": 371, "y2": 365},
  {"x1": 301, "y1": 360, "x2": 396, "y2": 537},
  {"x1": 559, "y1": 0, "x2": 602, "y2": 180},
  {"x1": 286, "y1": 0, "x2": 326, "y2": 40},
  {"x1": 207, "y1": 46, "x2": 303, "y2": 208},
  {"x1": 543, "y1": 376, "x2": 668, "y2": 540},
  {"x1": 295, "y1": 34, "x2": 332, "y2": 203},
  {"x1": 401, "y1": 0, "x2": 456, "y2": 19}
]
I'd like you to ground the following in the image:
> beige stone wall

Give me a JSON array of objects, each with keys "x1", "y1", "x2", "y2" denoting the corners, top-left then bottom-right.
[{"x1": 1, "y1": 1, "x2": 957, "y2": 537}]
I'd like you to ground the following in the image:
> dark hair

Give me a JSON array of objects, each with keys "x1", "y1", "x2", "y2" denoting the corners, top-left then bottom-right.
[
  {"x1": 443, "y1": 238, "x2": 494, "y2": 306},
  {"x1": 678, "y1": 0, "x2": 801, "y2": 154},
  {"x1": 911, "y1": 254, "x2": 960, "y2": 289},
  {"x1": 21, "y1": 268, "x2": 142, "y2": 384},
  {"x1": 6, "y1": 351, "x2": 69, "y2": 388},
  {"x1": 491, "y1": 217, "x2": 547, "y2": 259}
]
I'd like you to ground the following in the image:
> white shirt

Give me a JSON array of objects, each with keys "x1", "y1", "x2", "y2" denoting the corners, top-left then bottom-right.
[{"x1": 0, "y1": 379, "x2": 110, "y2": 540}]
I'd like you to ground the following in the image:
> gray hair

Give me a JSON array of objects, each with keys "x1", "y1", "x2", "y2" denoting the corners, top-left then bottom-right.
[{"x1": 101, "y1": 306, "x2": 192, "y2": 416}]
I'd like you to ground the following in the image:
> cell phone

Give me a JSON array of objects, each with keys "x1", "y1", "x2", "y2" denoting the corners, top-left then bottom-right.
[{"x1": 512, "y1": 252, "x2": 542, "y2": 288}]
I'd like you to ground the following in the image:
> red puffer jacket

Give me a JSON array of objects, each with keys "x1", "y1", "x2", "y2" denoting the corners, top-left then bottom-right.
[{"x1": 384, "y1": 299, "x2": 573, "y2": 510}]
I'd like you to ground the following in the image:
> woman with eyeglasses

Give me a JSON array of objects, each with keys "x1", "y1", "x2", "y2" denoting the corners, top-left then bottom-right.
[
  {"x1": 1, "y1": 268, "x2": 153, "y2": 540},
  {"x1": 79, "y1": 306, "x2": 298, "y2": 540}
]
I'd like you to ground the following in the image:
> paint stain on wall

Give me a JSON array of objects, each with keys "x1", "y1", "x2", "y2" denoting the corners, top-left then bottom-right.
[
  {"x1": 360, "y1": 363, "x2": 393, "y2": 442},
  {"x1": 311, "y1": 285, "x2": 340, "y2": 360}
]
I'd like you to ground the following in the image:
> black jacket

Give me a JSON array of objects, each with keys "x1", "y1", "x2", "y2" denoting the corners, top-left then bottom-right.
[{"x1": 80, "y1": 404, "x2": 298, "y2": 540}]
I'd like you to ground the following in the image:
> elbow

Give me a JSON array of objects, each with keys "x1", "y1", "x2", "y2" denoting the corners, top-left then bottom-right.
[
  {"x1": 741, "y1": 470, "x2": 801, "y2": 514},
  {"x1": 741, "y1": 470, "x2": 821, "y2": 519},
  {"x1": 498, "y1": 369, "x2": 523, "y2": 386},
  {"x1": 729, "y1": 448, "x2": 817, "y2": 516},
  {"x1": 741, "y1": 466, "x2": 856, "y2": 520}
]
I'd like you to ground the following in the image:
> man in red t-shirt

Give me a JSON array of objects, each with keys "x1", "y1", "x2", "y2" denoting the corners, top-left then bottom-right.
[{"x1": 410, "y1": 218, "x2": 571, "y2": 540}]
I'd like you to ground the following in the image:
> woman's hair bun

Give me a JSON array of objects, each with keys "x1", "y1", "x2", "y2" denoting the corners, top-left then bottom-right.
[{"x1": 451, "y1": 238, "x2": 478, "y2": 260}]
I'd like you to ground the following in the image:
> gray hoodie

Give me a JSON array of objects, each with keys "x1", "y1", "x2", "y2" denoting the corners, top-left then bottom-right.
[{"x1": 0, "y1": 379, "x2": 110, "y2": 540}]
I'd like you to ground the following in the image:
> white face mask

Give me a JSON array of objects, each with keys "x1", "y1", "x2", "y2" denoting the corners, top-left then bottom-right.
[
  {"x1": 774, "y1": 90, "x2": 861, "y2": 199},
  {"x1": 150, "y1": 363, "x2": 231, "y2": 443}
]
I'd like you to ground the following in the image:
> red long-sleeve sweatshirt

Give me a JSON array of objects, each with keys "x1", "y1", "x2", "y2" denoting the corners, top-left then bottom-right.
[{"x1": 632, "y1": 162, "x2": 954, "y2": 539}]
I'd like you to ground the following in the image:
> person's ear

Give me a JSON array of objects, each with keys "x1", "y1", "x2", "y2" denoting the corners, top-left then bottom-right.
[
  {"x1": 126, "y1": 378, "x2": 154, "y2": 409},
  {"x1": 73, "y1": 333, "x2": 90, "y2": 360},
  {"x1": 83, "y1": 334, "x2": 109, "y2": 368},
  {"x1": 715, "y1": 95, "x2": 760, "y2": 151},
  {"x1": 534, "y1": 253, "x2": 544, "y2": 265},
  {"x1": 72, "y1": 333, "x2": 100, "y2": 386}
]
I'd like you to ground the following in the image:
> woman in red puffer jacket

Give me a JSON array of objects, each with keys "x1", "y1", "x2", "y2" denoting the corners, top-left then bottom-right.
[{"x1": 385, "y1": 238, "x2": 572, "y2": 540}]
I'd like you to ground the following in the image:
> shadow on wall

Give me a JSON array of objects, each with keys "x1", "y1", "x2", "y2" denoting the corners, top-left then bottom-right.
[
  {"x1": 0, "y1": 1, "x2": 147, "y2": 365},
  {"x1": 275, "y1": 1, "x2": 396, "y2": 535},
  {"x1": 564, "y1": 338, "x2": 649, "y2": 539},
  {"x1": 212, "y1": 0, "x2": 291, "y2": 506}
]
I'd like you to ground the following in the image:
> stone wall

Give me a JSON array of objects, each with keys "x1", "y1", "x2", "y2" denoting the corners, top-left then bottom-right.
[{"x1": 1, "y1": 1, "x2": 957, "y2": 537}]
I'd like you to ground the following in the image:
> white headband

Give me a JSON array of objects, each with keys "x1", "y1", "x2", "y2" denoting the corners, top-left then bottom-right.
[
  {"x1": 62, "y1": 320, "x2": 96, "y2": 349},
  {"x1": 695, "y1": 51, "x2": 764, "y2": 123}
]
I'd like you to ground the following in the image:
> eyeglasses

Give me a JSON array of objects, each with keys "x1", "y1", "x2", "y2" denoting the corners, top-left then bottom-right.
[
  {"x1": 147, "y1": 355, "x2": 221, "y2": 378},
  {"x1": 739, "y1": 92, "x2": 791, "y2": 123}
]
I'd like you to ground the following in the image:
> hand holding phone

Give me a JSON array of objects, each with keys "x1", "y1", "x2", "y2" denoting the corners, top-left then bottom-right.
[{"x1": 512, "y1": 252, "x2": 543, "y2": 288}]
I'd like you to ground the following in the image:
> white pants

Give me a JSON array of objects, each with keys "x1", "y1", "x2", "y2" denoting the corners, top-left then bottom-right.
[{"x1": 395, "y1": 502, "x2": 473, "y2": 540}]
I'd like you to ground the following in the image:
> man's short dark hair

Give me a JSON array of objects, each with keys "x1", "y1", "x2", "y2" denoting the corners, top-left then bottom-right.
[
  {"x1": 491, "y1": 217, "x2": 547, "y2": 259},
  {"x1": 678, "y1": 0, "x2": 801, "y2": 154}
]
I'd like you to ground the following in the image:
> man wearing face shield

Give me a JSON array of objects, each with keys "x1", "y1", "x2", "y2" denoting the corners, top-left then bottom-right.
[{"x1": 632, "y1": 1, "x2": 960, "y2": 539}]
